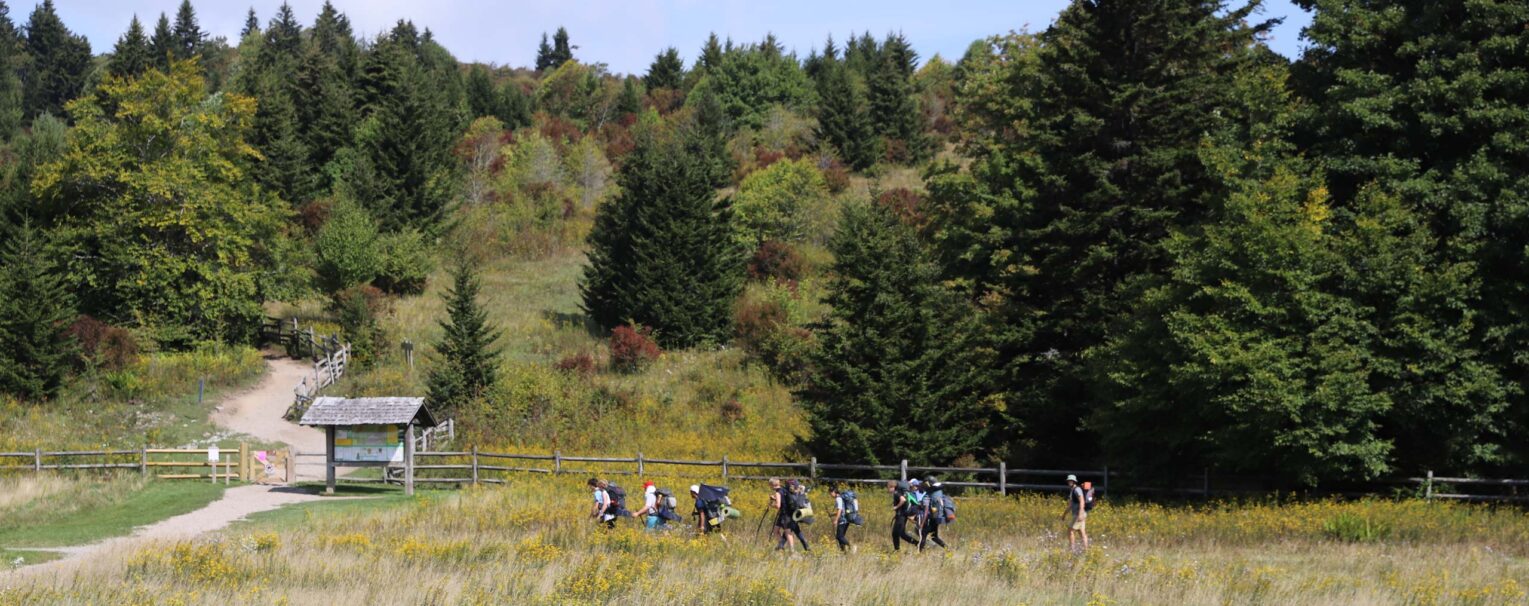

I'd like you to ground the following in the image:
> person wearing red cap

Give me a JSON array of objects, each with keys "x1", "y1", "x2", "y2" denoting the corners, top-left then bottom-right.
[{"x1": 631, "y1": 480, "x2": 662, "y2": 530}]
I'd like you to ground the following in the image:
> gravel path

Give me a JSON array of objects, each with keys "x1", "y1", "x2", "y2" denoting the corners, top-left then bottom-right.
[{"x1": 2, "y1": 355, "x2": 353, "y2": 582}]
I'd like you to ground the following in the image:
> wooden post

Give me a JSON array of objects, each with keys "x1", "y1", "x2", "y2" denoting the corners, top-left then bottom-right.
[
  {"x1": 636, "y1": 452, "x2": 644, "y2": 477},
  {"x1": 33, "y1": 448, "x2": 40, "y2": 473},
  {"x1": 1425, "y1": 470, "x2": 1434, "y2": 500},
  {"x1": 900, "y1": 459, "x2": 908, "y2": 482},
  {"x1": 1102, "y1": 466, "x2": 1109, "y2": 498},
  {"x1": 471, "y1": 446, "x2": 480, "y2": 485},
  {"x1": 139, "y1": 447, "x2": 147, "y2": 477},
  {"x1": 325, "y1": 426, "x2": 336, "y2": 495},
  {"x1": 721, "y1": 456, "x2": 729, "y2": 481},
  {"x1": 224, "y1": 459, "x2": 231, "y2": 485},
  {"x1": 240, "y1": 442, "x2": 248, "y2": 482},
  {"x1": 554, "y1": 450, "x2": 562, "y2": 475},
  {"x1": 810, "y1": 456, "x2": 817, "y2": 480},
  {"x1": 998, "y1": 461, "x2": 1007, "y2": 496},
  {"x1": 404, "y1": 422, "x2": 417, "y2": 496}
]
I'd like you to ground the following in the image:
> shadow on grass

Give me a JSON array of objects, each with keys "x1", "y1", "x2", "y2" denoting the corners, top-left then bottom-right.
[{"x1": 542, "y1": 310, "x2": 602, "y2": 338}]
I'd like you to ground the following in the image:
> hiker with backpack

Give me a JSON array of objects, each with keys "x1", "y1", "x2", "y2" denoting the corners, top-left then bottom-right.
[
  {"x1": 919, "y1": 479, "x2": 950, "y2": 551},
  {"x1": 1064, "y1": 474, "x2": 1092, "y2": 551},
  {"x1": 630, "y1": 481, "x2": 664, "y2": 531},
  {"x1": 830, "y1": 485, "x2": 862, "y2": 552},
  {"x1": 692, "y1": 484, "x2": 734, "y2": 536},
  {"x1": 772, "y1": 478, "x2": 811, "y2": 552},
  {"x1": 589, "y1": 478, "x2": 618, "y2": 529},
  {"x1": 887, "y1": 480, "x2": 919, "y2": 551}
]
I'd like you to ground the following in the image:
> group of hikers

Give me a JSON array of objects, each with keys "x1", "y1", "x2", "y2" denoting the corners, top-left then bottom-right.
[{"x1": 586, "y1": 474, "x2": 1099, "y2": 552}]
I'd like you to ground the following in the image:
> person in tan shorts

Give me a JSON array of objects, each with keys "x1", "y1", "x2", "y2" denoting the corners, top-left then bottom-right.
[{"x1": 1063, "y1": 474, "x2": 1089, "y2": 551}]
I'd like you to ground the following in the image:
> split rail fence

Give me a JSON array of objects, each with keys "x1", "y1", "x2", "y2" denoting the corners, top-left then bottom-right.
[
  {"x1": 260, "y1": 316, "x2": 352, "y2": 420},
  {"x1": 0, "y1": 445, "x2": 258, "y2": 483}
]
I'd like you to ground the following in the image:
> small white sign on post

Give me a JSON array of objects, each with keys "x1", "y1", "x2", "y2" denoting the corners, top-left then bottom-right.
[{"x1": 208, "y1": 445, "x2": 220, "y2": 462}]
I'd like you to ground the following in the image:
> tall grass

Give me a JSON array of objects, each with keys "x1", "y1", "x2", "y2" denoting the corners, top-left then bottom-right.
[
  {"x1": 0, "y1": 345, "x2": 266, "y2": 451},
  {"x1": 6, "y1": 478, "x2": 1526, "y2": 605}
]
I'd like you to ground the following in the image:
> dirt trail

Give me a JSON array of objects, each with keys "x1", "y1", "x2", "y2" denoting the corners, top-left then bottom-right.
[{"x1": 2, "y1": 355, "x2": 352, "y2": 583}]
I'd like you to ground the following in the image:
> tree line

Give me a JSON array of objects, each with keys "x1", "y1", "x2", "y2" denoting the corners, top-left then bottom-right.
[{"x1": 0, "y1": 0, "x2": 1523, "y2": 487}]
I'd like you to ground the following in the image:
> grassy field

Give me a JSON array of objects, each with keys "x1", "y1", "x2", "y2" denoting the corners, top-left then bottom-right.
[
  {"x1": 3, "y1": 477, "x2": 1525, "y2": 605},
  {"x1": 0, "y1": 477, "x2": 226, "y2": 549}
]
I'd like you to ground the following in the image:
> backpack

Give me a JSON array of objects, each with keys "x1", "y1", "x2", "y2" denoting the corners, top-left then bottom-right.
[
  {"x1": 655, "y1": 488, "x2": 681, "y2": 521},
  {"x1": 840, "y1": 491, "x2": 864, "y2": 526},
  {"x1": 937, "y1": 492, "x2": 957, "y2": 523},
  {"x1": 789, "y1": 489, "x2": 814, "y2": 524},
  {"x1": 1082, "y1": 483, "x2": 1098, "y2": 512},
  {"x1": 605, "y1": 483, "x2": 627, "y2": 510},
  {"x1": 905, "y1": 490, "x2": 925, "y2": 516}
]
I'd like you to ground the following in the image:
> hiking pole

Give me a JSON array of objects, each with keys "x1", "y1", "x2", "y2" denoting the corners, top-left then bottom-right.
[{"x1": 753, "y1": 503, "x2": 771, "y2": 539}]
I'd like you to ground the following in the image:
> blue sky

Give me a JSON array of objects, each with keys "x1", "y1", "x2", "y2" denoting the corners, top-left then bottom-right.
[{"x1": 47, "y1": 1, "x2": 1313, "y2": 76}]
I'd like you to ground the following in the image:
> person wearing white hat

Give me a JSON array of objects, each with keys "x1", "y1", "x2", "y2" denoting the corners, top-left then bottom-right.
[{"x1": 1063, "y1": 475, "x2": 1089, "y2": 551}]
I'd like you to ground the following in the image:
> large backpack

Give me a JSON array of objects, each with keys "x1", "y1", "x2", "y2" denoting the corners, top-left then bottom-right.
[
  {"x1": 789, "y1": 489, "x2": 814, "y2": 524},
  {"x1": 605, "y1": 483, "x2": 627, "y2": 511},
  {"x1": 905, "y1": 490, "x2": 926, "y2": 517},
  {"x1": 655, "y1": 487, "x2": 681, "y2": 522},
  {"x1": 940, "y1": 492, "x2": 957, "y2": 523},
  {"x1": 1082, "y1": 482, "x2": 1098, "y2": 512},
  {"x1": 840, "y1": 490, "x2": 863, "y2": 526}
]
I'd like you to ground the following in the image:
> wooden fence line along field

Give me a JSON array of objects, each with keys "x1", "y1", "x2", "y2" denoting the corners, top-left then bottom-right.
[
  {"x1": 9, "y1": 443, "x2": 1525, "y2": 503},
  {"x1": 0, "y1": 445, "x2": 258, "y2": 483},
  {"x1": 340, "y1": 449, "x2": 1526, "y2": 503}
]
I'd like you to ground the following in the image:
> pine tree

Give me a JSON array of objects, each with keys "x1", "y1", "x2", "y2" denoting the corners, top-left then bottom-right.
[
  {"x1": 0, "y1": 221, "x2": 76, "y2": 401},
  {"x1": 295, "y1": 42, "x2": 354, "y2": 181},
  {"x1": 697, "y1": 33, "x2": 723, "y2": 71},
  {"x1": 1294, "y1": 0, "x2": 1527, "y2": 472},
  {"x1": 497, "y1": 81, "x2": 531, "y2": 129},
  {"x1": 465, "y1": 64, "x2": 497, "y2": 118},
  {"x1": 616, "y1": 76, "x2": 641, "y2": 115},
  {"x1": 240, "y1": 8, "x2": 259, "y2": 38},
  {"x1": 20, "y1": 0, "x2": 90, "y2": 120},
  {"x1": 149, "y1": 13, "x2": 174, "y2": 70},
  {"x1": 534, "y1": 33, "x2": 554, "y2": 72},
  {"x1": 931, "y1": 0, "x2": 1271, "y2": 466},
  {"x1": 426, "y1": 260, "x2": 502, "y2": 414},
  {"x1": 801, "y1": 201, "x2": 993, "y2": 466},
  {"x1": 108, "y1": 16, "x2": 152, "y2": 79},
  {"x1": 0, "y1": 1, "x2": 25, "y2": 139},
  {"x1": 581, "y1": 122, "x2": 743, "y2": 348},
  {"x1": 645, "y1": 47, "x2": 684, "y2": 90},
  {"x1": 815, "y1": 60, "x2": 879, "y2": 170},
  {"x1": 551, "y1": 26, "x2": 573, "y2": 67},
  {"x1": 171, "y1": 0, "x2": 202, "y2": 60},
  {"x1": 866, "y1": 32, "x2": 927, "y2": 162}
]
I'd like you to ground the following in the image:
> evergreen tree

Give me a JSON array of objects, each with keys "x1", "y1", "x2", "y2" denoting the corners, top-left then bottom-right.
[
  {"x1": 581, "y1": 122, "x2": 743, "y2": 348},
  {"x1": 465, "y1": 64, "x2": 497, "y2": 118},
  {"x1": 20, "y1": 0, "x2": 90, "y2": 120},
  {"x1": 171, "y1": 0, "x2": 203, "y2": 59},
  {"x1": 551, "y1": 26, "x2": 573, "y2": 67},
  {"x1": 534, "y1": 32, "x2": 554, "y2": 71},
  {"x1": 497, "y1": 81, "x2": 531, "y2": 129},
  {"x1": 149, "y1": 13, "x2": 174, "y2": 70},
  {"x1": 801, "y1": 201, "x2": 993, "y2": 466},
  {"x1": 616, "y1": 76, "x2": 641, "y2": 115},
  {"x1": 697, "y1": 33, "x2": 723, "y2": 71},
  {"x1": 645, "y1": 46, "x2": 684, "y2": 90},
  {"x1": 0, "y1": 221, "x2": 76, "y2": 401},
  {"x1": 426, "y1": 260, "x2": 502, "y2": 414},
  {"x1": 929, "y1": 0, "x2": 1270, "y2": 466},
  {"x1": 344, "y1": 27, "x2": 459, "y2": 232},
  {"x1": 866, "y1": 32, "x2": 927, "y2": 162},
  {"x1": 107, "y1": 16, "x2": 152, "y2": 79},
  {"x1": 815, "y1": 60, "x2": 879, "y2": 170},
  {"x1": 295, "y1": 41, "x2": 354, "y2": 181},
  {"x1": 0, "y1": 1, "x2": 26, "y2": 139},
  {"x1": 240, "y1": 8, "x2": 259, "y2": 38},
  {"x1": 1293, "y1": 0, "x2": 1527, "y2": 471}
]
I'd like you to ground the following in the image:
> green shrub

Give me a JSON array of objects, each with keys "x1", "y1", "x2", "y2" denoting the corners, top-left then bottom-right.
[
  {"x1": 315, "y1": 198, "x2": 382, "y2": 293},
  {"x1": 731, "y1": 158, "x2": 829, "y2": 246},
  {"x1": 375, "y1": 228, "x2": 434, "y2": 295}
]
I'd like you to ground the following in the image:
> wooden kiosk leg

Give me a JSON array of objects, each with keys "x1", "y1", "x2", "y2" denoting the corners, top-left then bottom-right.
[
  {"x1": 325, "y1": 425, "x2": 336, "y2": 495},
  {"x1": 405, "y1": 422, "x2": 416, "y2": 496}
]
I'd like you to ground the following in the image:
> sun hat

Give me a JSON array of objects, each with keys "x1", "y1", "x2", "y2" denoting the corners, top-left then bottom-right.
[
  {"x1": 1066, "y1": 474, "x2": 1078, "y2": 483},
  {"x1": 909, "y1": 478, "x2": 921, "y2": 487},
  {"x1": 689, "y1": 484, "x2": 700, "y2": 494},
  {"x1": 643, "y1": 480, "x2": 655, "y2": 489}
]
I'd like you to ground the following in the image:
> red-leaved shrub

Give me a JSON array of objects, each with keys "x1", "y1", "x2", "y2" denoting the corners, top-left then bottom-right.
[
  {"x1": 68, "y1": 315, "x2": 139, "y2": 371},
  {"x1": 720, "y1": 399, "x2": 746, "y2": 424},
  {"x1": 747, "y1": 240, "x2": 807, "y2": 283},
  {"x1": 555, "y1": 352, "x2": 597, "y2": 377},
  {"x1": 609, "y1": 325, "x2": 661, "y2": 372},
  {"x1": 734, "y1": 298, "x2": 788, "y2": 356},
  {"x1": 875, "y1": 187, "x2": 928, "y2": 230},
  {"x1": 821, "y1": 158, "x2": 851, "y2": 194}
]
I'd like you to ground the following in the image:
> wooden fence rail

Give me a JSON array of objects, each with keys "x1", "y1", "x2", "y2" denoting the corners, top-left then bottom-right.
[{"x1": 0, "y1": 445, "x2": 261, "y2": 483}]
